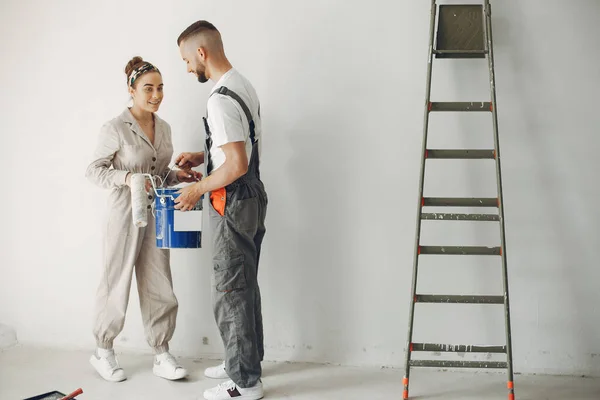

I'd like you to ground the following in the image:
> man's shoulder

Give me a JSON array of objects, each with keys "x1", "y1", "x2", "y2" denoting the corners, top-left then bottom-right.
[
  {"x1": 219, "y1": 70, "x2": 256, "y2": 96},
  {"x1": 225, "y1": 68, "x2": 250, "y2": 86},
  {"x1": 207, "y1": 91, "x2": 239, "y2": 111},
  {"x1": 208, "y1": 69, "x2": 258, "y2": 118},
  {"x1": 209, "y1": 86, "x2": 251, "y2": 111}
]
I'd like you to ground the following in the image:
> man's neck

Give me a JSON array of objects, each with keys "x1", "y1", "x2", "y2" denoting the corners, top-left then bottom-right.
[{"x1": 209, "y1": 59, "x2": 234, "y2": 83}]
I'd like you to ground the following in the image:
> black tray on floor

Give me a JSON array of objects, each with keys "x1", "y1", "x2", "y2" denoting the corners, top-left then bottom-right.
[{"x1": 23, "y1": 391, "x2": 69, "y2": 400}]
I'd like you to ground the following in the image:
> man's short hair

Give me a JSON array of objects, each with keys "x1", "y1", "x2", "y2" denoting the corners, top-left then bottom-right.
[{"x1": 177, "y1": 20, "x2": 219, "y2": 46}]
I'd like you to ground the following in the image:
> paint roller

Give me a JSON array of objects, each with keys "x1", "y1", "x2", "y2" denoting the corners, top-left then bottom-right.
[
  {"x1": 131, "y1": 173, "x2": 151, "y2": 228},
  {"x1": 130, "y1": 166, "x2": 180, "y2": 228}
]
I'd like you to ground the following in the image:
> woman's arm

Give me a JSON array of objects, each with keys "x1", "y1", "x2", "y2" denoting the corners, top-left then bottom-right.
[{"x1": 85, "y1": 123, "x2": 129, "y2": 189}]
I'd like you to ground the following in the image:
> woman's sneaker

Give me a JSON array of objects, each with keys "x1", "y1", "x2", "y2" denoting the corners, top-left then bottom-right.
[
  {"x1": 204, "y1": 361, "x2": 229, "y2": 379},
  {"x1": 89, "y1": 348, "x2": 126, "y2": 382},
  {"x1": 153, "y1": 352, "x2": 188, "y2": 380}
]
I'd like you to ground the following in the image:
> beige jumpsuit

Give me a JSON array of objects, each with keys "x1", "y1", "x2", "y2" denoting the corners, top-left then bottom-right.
[{"x1": 85, "y1": 108, "x2": 179, "y2": 354}]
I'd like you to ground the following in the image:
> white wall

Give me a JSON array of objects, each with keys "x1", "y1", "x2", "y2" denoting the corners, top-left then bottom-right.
[
  {"x1": 1, "y1": 0, "x2": 599, "y2": 377},
  {"x1": 0, "y1": 324, "x2": 17, "y2": 350}
]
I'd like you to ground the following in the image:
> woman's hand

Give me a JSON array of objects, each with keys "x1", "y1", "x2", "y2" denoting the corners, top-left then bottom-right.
[
  {"x1": 176, "y1": 169, "x2": 202, "y2": 183},
  {"x1": 125, "y1": 173, "x2": 154, "y2": 192},
  {"x1": 145, "y1": 178, "x2": 154, "y2": 192}
]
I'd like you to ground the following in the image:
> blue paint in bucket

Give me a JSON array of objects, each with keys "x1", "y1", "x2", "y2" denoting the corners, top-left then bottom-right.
[{"x1": 154, "y1": 188, "x2": 202, "y2": 249}]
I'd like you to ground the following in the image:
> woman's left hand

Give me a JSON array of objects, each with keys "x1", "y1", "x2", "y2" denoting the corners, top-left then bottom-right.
[
  {"x1": 176, "y1": 169, "x2": 202, "y2": 183},
  {"x1": 145, "y1": 178, "x2": 154, "y2": 192}
]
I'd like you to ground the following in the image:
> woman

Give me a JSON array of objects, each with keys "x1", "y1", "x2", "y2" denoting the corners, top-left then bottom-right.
[{"x1": 85, "y1": 56, "x2": 200, "y2": 382}]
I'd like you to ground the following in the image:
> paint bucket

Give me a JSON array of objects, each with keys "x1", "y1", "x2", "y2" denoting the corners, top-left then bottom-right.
[{"x1": 154, "y1": 187, "x2": 202, "y2": 249}]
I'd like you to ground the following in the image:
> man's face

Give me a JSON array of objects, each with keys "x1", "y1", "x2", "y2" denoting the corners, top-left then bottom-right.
[{"x1": 180, "y1": 44, "x2": 208, "y2": 83}]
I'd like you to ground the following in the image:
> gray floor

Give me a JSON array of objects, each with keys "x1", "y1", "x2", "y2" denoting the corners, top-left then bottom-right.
[{"x1": 1, "y1": 346, "x2": 599, "y2": 400}]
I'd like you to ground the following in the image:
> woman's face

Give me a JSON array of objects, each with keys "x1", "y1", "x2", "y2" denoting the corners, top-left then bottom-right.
[{"x1": 130, "y1": 71, "x2": 163, "y2": 112}]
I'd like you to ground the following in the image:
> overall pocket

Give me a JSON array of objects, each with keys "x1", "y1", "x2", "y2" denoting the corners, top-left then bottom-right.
[
  {"x1": 214, "y1": 254, "x2": 247, "y2": 292},
  {"x1": 228, "y1": 196, "x2": 259, "y2": 234}
]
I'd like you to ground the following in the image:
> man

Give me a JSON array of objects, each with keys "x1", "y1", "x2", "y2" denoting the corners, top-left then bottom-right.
[{"x1": 174, "y1": 20, "x2": 267, "y2": 400}]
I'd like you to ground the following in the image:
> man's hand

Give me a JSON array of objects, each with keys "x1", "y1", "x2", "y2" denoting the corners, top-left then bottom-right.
[
  {"x1": 175, "y1": 152, "x2": 204, "y2": 169},
  {"x1": 176, "y1": 169, "x2": 202, "y2": 183},
  {"x1": 174, "y1": 183, "x2": 204, "y2": 211}
]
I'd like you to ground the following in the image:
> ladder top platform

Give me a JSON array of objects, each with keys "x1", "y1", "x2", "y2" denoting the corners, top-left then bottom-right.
[{"x1": 436, "y1": 5, "x2": 486, "y2": 59}]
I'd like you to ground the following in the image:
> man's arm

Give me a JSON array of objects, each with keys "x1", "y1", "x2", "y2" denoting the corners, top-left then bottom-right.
[
  {"x1": 174, "y1": 143, "x2": 247, "y2": 211},
  {"x1": 198, "y1": 142, "x2": 247, "y2": 193},
  {"x1": 175, "y1": 95, "x2": 248, "y2": 211}
]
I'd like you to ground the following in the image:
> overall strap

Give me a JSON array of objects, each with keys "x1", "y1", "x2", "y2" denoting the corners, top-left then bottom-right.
[{"x1": 211, "y1": 86, "x2": 257, "y2": 145}]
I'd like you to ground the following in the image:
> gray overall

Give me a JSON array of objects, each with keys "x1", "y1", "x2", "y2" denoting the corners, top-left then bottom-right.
[{"x1": 204, "y1": 87, "x2": 267, "y2": 388}]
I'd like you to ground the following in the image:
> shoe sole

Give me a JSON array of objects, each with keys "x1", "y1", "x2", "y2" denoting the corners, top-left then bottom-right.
[
  {"x1": 153, "y1": 367, "x2": 188, "y2": 381},
  {"x1": 204, "y1": 372, "x2": 230, "y2": 379},
  {"x1": 89, "y1": 356, "x2": 127, "y2": 382},
  {"x1": 204, "y1": 394, "x2": 263, "y2": 400}
]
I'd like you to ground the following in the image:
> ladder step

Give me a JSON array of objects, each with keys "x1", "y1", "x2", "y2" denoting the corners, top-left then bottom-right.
[
  {"x1": 411, "y1": 343, "x2": 506, "y2": 353},
  {"x1": 422, "y1": 197, "x2": 498, "y2": 207},
  {"x1": 434, "y1": 49, "x2": 488, "y2": 58},
  {"x1": 429, "y1": 102, "x2": 492, "y2": 112},
  {"x1": 419, "y1": 246, "x2": 501, "y2": 255},
  {"x1": 421, "y1": 213, "x2": 499, "y2": 221},
  {"x1": 415, "y1": 295, "x2": 504, "y2": 304},
  {"x1": 409, "y1": 360, "x2": 508, "y2": 369},
  {"x1": 426, "y1": 149, "x2": 495, "y2": 159},
  {"x1": 435, "y1": 5, "x2": 486, "y2": 60}
]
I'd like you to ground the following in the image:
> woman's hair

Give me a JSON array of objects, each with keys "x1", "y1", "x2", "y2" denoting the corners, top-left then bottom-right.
[{"x1": 125, "y1": 56, "x2": 160, "y2": 88}]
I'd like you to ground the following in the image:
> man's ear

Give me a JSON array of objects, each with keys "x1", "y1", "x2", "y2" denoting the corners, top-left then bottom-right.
[{"x1": 197, "y1": 46, "x2": 207, "y2": 61}]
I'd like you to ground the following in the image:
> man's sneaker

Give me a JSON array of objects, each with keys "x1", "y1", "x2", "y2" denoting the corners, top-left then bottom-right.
[
  {"x1": 203, "y1": 379, "x2": 263, "y2": 400},
  {"x1": 89, "y1": 348, "x2": 126, "y2": 382},
  {"x1": 205, "y1": 361, "x2": 229, "y2": 379},
  {"x1": 153, "y1": 352, "x2": 188, "y2": 380}
]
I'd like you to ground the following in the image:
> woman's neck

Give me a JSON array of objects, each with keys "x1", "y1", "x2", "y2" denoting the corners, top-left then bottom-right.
[{"x1": 130, "y1": 105, "x2": 153, "y2": 124}]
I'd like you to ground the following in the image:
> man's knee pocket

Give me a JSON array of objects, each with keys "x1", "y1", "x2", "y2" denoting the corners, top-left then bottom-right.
[{"x1": 214, "y1": 254, "x2": 247, "y2": 292}]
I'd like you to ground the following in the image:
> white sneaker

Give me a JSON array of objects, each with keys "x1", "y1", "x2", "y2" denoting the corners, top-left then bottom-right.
[
  {"x1": 205, "y1": 361, "x2": 229, "y2": 379},
  {"x1": 153, "y1": 352, "x2": 188, "y2": 380},
  {"x1": 203, "y1": 379, "x2": 263, "y2": 400},
  {"x1": 89, "y1": 348, "x2": 126, "y2": 382}
]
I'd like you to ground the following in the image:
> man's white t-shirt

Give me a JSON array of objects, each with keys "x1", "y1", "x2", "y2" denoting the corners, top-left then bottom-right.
[{"x1": 206, "y1": 68, "x2": 262, "y2": 172}]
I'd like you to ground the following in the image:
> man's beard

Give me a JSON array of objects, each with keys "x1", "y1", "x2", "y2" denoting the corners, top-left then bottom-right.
[{"x1": 196, "y1": 67, "x2": 208, "y2": 83}]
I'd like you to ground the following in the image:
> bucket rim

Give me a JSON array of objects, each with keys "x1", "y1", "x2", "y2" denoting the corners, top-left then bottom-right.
[{"x1": 155, "y1": 187, "x2": 181, "y2": 193}]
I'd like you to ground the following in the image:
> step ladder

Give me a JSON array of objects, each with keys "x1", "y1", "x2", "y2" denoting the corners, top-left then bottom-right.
[{"x1": 403, "y1": 1, "x2": 515, "y2": 399}]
